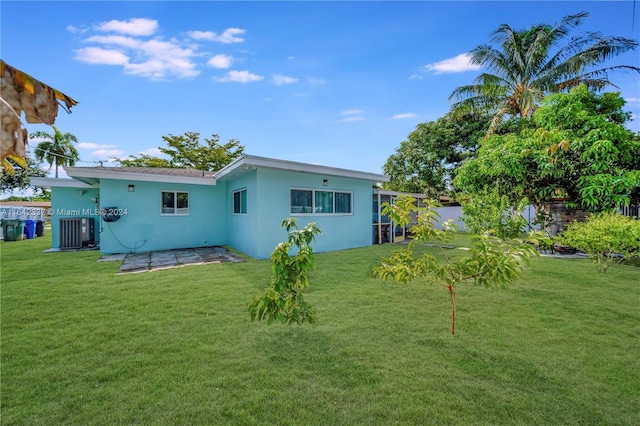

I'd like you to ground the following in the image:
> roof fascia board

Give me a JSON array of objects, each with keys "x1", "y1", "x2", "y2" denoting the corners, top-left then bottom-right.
[
  {"x1": 216, "y1": 154, "x2": 390, "y2": 182},
  {"x1": 30, "y1": 177, "x2": 96, "y2": 189},
  {"x1": 64, "y1": 168, "x2": 217, "y2": 186},
  {"x1": 374, "y1": 189, "x2": 428, "y2": 198}
]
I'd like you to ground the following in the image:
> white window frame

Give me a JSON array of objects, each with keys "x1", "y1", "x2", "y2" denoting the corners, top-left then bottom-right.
[
  {"x1": 290, "y1": 187, "x2": 353, "y2": 216},
  {"x1": 161, "y1": 190, "x2": 189, "y2": 216},
  {"x1": 233, "y1": 188, "x2": 247, "y2": 215}
]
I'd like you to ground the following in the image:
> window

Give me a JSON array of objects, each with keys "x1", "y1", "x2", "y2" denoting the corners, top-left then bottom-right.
[
  {"x1": 161, "y1": 191, "x2": 189, "y2": 215},
  {"x1": 233, "y1": 189, "x2": 247, "y2": 214},
  {"x1": 335, "y1": 192, "x2": 352, "y2": 213},
  {"x1": 291, "y1": 189, "x2": 313, "y2": 213},
  {"x1": 291, "y1": 188, "x2": 352, "y2": 215},
  {"x1": 315, "y1": 191, "x2": 333, "y2": 213}
]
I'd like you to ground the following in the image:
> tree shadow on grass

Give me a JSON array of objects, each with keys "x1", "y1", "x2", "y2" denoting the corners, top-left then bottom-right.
[
  {"x1": 449, "y1": 344, "x2": 620, "y2": 425},
  {"x1": 253, "y1": 327, "x2": 380, "y2": 390}
]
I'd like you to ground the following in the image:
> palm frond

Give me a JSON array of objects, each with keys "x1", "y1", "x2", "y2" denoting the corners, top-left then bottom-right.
[
  {"x1": 549, "y1": 12, "x2": 590, "y2": 40},
  {"x1": 486, "y1": 104, "x2": 515, "y2": 136},
  {"x1": 448, "y1": 10, "x2": 635, "y2": 132}
]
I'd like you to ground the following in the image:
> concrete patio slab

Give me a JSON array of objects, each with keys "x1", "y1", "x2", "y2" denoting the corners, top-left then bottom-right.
[
  {"x1": 119, "y1": 252, "x2": 151, "y2": 272},
  {"x1": 174, "y1": 249, "x2": 204, "y2": 264},
  {"x1": 150, "y1": 250, "x2": 178, "y2": 267},
  {"x1": 111, "y1": 246, "x2": 245, "y2": 273}
]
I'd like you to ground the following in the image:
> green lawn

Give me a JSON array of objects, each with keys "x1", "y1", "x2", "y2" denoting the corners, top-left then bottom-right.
[{"x1": 1, "y1": 236, "x2": 639, "y2": 425}]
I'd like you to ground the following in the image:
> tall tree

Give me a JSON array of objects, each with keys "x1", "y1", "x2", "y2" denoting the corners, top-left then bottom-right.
[
  {"x1": 383, "y1": 113, "x2": 488, "y2": 195},
  {"x1": 30, "y1": 126, "x2": 80, "y2": 178},
  {"x1": 449, "y1": 12, "x2": 640, "y2": 134},
  {"x1": 0, "y1": 157, "x2": 47, "y2": 194},
  {"x1": 113, "y1": 154, "x2": 172, "y2": 168},
  {"x1": 114, "y1": 132, "x2": 244, "y2": 171},
  {"x1": 454, "y1": 86, "x2": 640, "y2": 216}
]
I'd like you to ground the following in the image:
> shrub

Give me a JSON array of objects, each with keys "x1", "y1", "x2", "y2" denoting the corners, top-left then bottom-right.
[
  {"x1": 558, "y1": 211, "x2": 640, "y2": 272},
  {"x1": 459, "y1": 190, "x2": 529, "y2": 239},
  {"x1": 374, "y1": 195, "x2": 548, "y2": 334},
  {"x1": 249, "y1": 218, "x2": 321, "y2": 324}
]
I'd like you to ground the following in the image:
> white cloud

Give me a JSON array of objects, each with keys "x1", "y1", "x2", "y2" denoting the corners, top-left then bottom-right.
[
  {"x1": 273, "y1": 74, "x2": 299, "y2": 85},
  {"x1": 66, "y1": 25, "x2": 87, "y2": 35},
  {"x1": 139, "y1": 147, "x2": 164, "y2": 156},
  {"x1": 391, "y1": 113, "x2": 416, "y2": 119},
  {"x1": 77, "y1": 142, "x2": 117, "y2": 149},
  {"x1": 73, "y1": 19, "x2": 250, "y2": 80},
  {"x1": 422, "y1": 53, "x2": 481, "y2": 74},
  {"x1": 96, "y1": 18, "x2": 158, "y2": 36},
  {"x1": 124, "y1": 59, "x2": 199, "y2": 80},
  {"x1": 74, "y1": 47, "x2": 130, "y2": 65},
  {"x1": 91, "y1": 149, "x2": 124, "y2": 159},
  {"x1": 85, "y1": 35, "x2": 142, "y2": 49},
  {"x1": 409, "y1": 74, "x2": 423, "y2": 80},
  {"x1": 138, "y1": 39, "x2": 195, "y2": 60},
  {"x1": 215, "y1": 70, "x2": 264, "y2": 83},
  {"x1": 341, "y1": 116, "x2": 365, "y2": 123},
  {"x1": 207, "y1": 54, "x2": 234, "y2": 69},
  {"x1": 624, "y1": 97, "x2": 640, "y2": 104},
  {"x1": 306, "y1": 76, "x2": 328, "y2": 86},
  {"x1": 340, "y1": 109, "x2": 365, "y2": 123},
  {"x1": 187, "y1": 28, "x2": 245, "y2": 43},
  {"x1": 76, "y1": 31, "x2": 199, "y2": 79},
  {"x1": 214, "y1": 28, "x2": 246, "y2": 44}
]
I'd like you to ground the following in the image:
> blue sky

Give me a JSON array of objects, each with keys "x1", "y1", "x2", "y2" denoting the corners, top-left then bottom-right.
[{"x1": 2, "y1": 1, "x2": 639, "y2": 180}]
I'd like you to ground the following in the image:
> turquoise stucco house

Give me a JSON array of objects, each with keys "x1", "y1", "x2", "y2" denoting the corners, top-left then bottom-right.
[{"x1": 33, "y1": 155, "x2": 390, "y2": 259}]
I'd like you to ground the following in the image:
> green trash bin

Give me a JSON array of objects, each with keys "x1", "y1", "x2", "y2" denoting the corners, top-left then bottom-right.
[{"x1": 2, "y1": 219, "x2": 26, "y2": 241}]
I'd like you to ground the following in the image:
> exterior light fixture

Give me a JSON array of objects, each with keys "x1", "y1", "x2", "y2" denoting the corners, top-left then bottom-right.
[
  {"x1": 323, "y1": 179, "x2": 328, "y2": 187},
  {"x1": 77, "y1": 189, "x2": 87, "y2": 195},
  {"x1": 128, "y1": 184, "x2": 135, "y2": 192}
]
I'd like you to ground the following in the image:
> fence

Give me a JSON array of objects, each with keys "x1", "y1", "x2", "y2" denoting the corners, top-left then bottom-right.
[{"x1": 619, "y1": 204, "x2": 639, "y2": 219}]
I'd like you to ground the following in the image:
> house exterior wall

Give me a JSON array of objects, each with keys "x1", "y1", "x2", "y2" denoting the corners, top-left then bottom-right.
[
  {"x1": 97, "y1": 179, "x2": 226, "y2": 254},
  {"x1": 245, "y1": 168, "x2": 374, "y2": 259},
  {"x1": 50, "y1": 187, "x2": 100, "y2": 248},
  {"x1": 45, "y1": 165, "x2": 381, "y2": 258},
  {"x1": 224, "y1": 170, "x2": 259, "y2": 258}
]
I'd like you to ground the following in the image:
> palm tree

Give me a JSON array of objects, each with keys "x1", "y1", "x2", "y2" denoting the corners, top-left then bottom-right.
[
  {"x1": 449, "y1": 12, "x2": 640, "y2": 134},
  {"x1": 30, "y1": 126, "x2": 80, "y2": 178}
]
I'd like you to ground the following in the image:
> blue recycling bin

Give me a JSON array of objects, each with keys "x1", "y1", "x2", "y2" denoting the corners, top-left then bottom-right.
[{"x1": 24, "y1": 220, "x2": 36, "y2": 239}]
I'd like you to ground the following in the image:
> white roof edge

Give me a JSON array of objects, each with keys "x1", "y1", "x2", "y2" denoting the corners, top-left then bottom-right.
[
  {"x1": 31, "y1": 177, "x2": 96, "y2": 189},
  {"x1": 64, "y1": 167, "x2": 217, "y2": 186},
  {"x1": 215, "y1": 154, "x2": 390, "y2": 182},
  {"x1": 374, "y1": 189, "x2": 429, "y2": 198}
]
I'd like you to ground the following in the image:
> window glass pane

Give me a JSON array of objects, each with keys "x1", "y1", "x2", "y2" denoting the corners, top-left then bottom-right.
[
  {"x1": 381, "y1": 195, "x2": 391, "y2": 223},
  {"x1": 240, "y1": 190, "x2": 247, "y2": 214},
  {"x1": 162, "y1": 192, "x2": 174, "y2": 214},
  {"x1": 234, "y1": 190, "x2": 247, "y2": 214},
  {"x1": 372, "y1": 194, "x2": 379, "y2": 223},
  {"x1": 233, "y1": 191, "x2": 241, "y2": 214},
  {"x1": 291, "y1": 190, "x2": 312, "y2": 213},
  {"x1": 315, "y1": 191, "x2": 333, "y2": 213},
  {"x1": 335, "y1": 192, "x2": 351, "y2": 213},
  {"x1": 176, "y1": 192, "x2": 189, "y2": 214}
]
